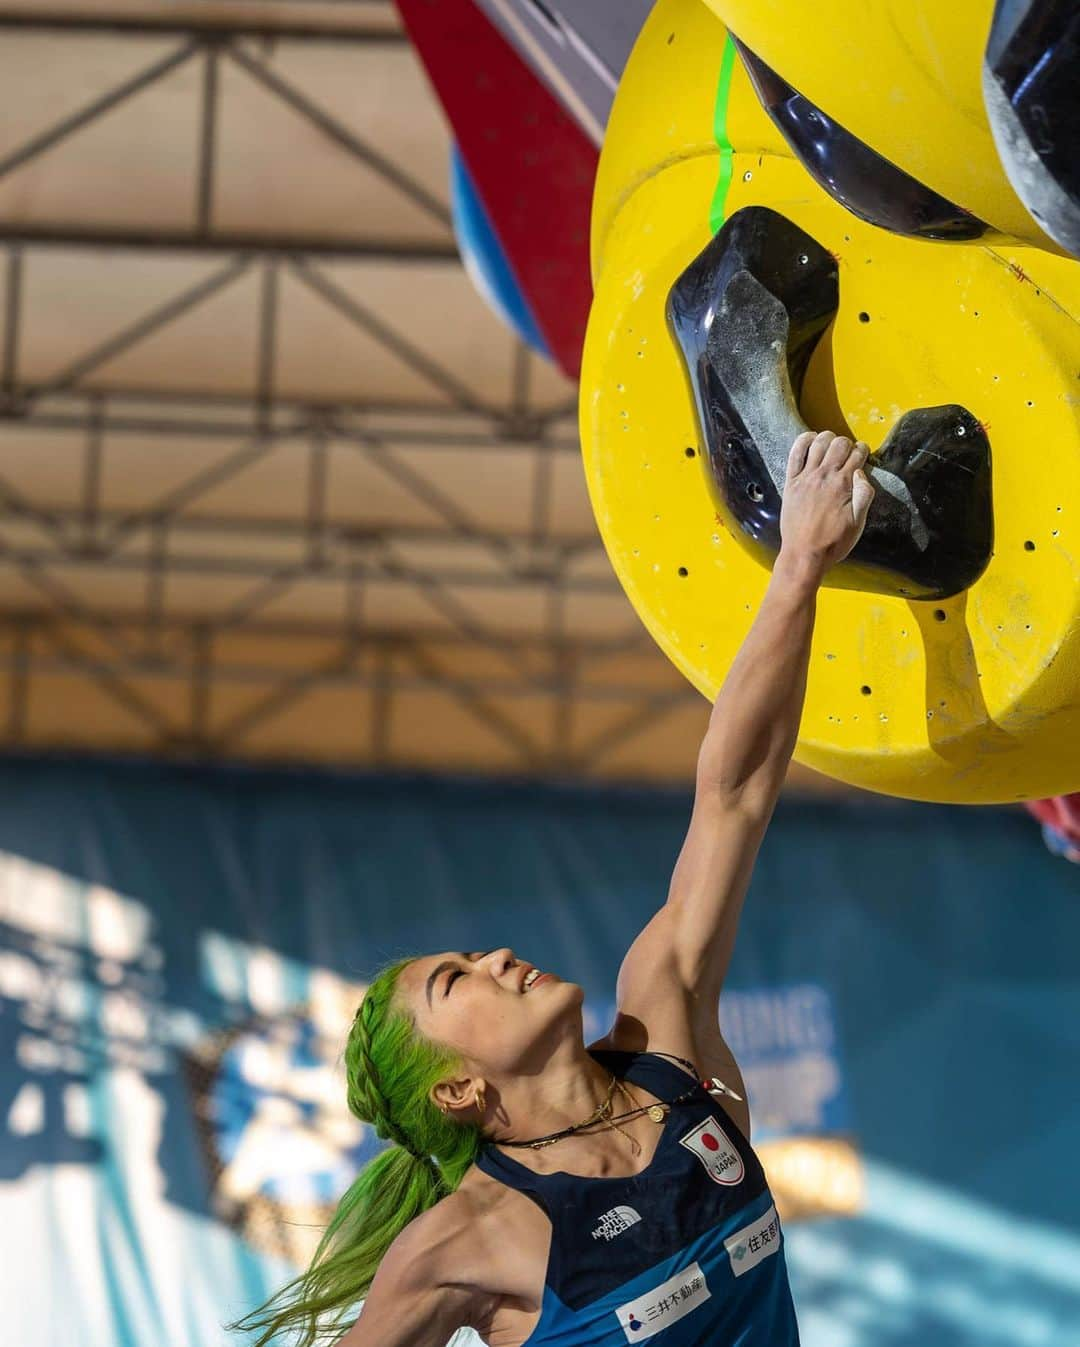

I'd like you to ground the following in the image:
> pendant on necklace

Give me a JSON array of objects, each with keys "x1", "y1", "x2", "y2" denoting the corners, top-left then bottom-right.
[{"x1": 647, "y1": 1104, "x2": 667, "y2": 1123}]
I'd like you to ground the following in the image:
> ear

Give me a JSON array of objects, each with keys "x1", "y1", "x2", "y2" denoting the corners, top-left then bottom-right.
[{"x1": 431, "y1": 1075, "x2": 487, "y2": 1118}]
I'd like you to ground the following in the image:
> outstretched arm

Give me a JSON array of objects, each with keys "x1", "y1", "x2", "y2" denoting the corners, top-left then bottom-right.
[{"x1": 597, "y1": 431, "x2": 874, "y2": 1131}]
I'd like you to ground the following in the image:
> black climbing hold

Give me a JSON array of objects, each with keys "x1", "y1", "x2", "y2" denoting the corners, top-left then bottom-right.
[
  {"x1": 984, "y1": 0, "x2": 1080, "y2": 257},
  {"x1": 735, "y1": 41, "x2": 988, "y2": 242},
  {"x1": 666, "y1": 206, "x2": 994, "y2": 599}
]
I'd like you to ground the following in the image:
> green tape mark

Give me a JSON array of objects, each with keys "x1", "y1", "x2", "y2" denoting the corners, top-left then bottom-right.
[{"x1": 709, "y1": 34, "x2": 737, "y2": 235}]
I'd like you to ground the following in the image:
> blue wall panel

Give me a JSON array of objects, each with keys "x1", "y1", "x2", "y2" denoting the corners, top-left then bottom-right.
[{"x1": 0, "y1": 757, "x2": 1075, "y2": 1346}]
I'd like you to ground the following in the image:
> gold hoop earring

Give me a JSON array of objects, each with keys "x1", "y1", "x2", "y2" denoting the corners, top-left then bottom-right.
[{"x1": 475, "y1": 1089, "x2": 486, "y2": 1115}]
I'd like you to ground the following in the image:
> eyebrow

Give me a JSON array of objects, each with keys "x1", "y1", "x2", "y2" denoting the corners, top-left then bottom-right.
[{"x1": 425, "y1": 950, "x2": 492, "y2": 1007}]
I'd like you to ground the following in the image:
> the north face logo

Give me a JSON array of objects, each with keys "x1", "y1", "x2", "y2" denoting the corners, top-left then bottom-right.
[
  {"x1": 678, "y1": 1117, "x2": 745, "y2": 1185},
  {"x1": 591, "y1": 1204, "x2": 643, "y2": 1241}
]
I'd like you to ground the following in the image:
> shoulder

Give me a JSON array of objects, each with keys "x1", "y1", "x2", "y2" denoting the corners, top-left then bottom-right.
[
  {"x1": 357, "y1": 1188, "x2": 494, "y2": 1335},
  {"x1": 391, "y1": 1183, "x2": 487, "y2": 1274},
  {"x1": 395, "y1": 1165, "x2": 545, "y2": 1296}
]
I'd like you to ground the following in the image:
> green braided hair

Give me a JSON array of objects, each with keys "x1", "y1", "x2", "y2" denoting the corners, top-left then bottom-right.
[{"x1": 228, "y1": 956, "x2": 483, "y2": 1346}]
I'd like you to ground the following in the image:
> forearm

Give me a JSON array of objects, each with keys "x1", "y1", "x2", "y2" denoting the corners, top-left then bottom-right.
[{"x1": 696, "y1": 550, "x2": 821, "y2": 809}]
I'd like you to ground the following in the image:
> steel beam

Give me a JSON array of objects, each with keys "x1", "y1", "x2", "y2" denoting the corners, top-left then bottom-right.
[
  {"x1": 0, "y1": 11, "x2": 406, "y2": 46},
  {"x1": 0, "y1": 225, "x2": 459, "y2": 259},
  {"x1": 0, "y1": 609, "x2": 651, "y2": 657},
  {"x1": 0, "y1": 648, "x2": 692, "y2": 711},
  {"x1": 1, "y1": 246, "x2": 21, "y2": 398},
  {"x1": 0, "y1": 40, "x2": 200, "y2": 184},
  {"x1": 228, "y1": 45, "x2": 451, "y2": 229},
  {"x1": 208, "y1": 643, "x2": 360, "y2": 750},
  {"x1": 0, "y1": 505, "x2": 600, "y2": 555},
  {"x1": 0, "y1": 398, "x2": 579, "y2": 450},
  {"x1": 196, "y1": 47, "x2": 220, "y2": 236},
  {"x1": 27, "y1": 256, "x2": 256, "y2": 403},
  {"x1": 289, "y1": 258, "x2": 488, "y2": 413},
  {"x1": 0, "y1": 639, "x2": 694, "y2": 769}
]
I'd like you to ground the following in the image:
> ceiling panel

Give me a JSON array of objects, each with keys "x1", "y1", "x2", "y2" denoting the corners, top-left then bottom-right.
[{"x1": 0, "y1": 1, "x2": 844, "y2": 794}]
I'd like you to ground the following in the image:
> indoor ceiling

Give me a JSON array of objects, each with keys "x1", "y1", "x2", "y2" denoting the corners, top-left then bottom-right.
[{"x1": 0, "y1": 0, "x2": 840, "y2": 791}]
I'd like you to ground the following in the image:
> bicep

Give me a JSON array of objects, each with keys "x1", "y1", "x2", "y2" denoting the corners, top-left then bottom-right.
[
  {"x1": 665, "y1": 791, "x2": 769, "y2": 995},
  {"x1": 608, "y1": 792, "x2": 767, "y2": 1036},
  {"x1": 597, "y1": 794, "x2": 766, "y2": 1136}
]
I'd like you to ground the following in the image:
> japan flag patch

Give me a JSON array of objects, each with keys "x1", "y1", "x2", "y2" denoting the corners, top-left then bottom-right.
[{"x1": 678, "y1": 1116, "x2": 745, "y2": 1185}]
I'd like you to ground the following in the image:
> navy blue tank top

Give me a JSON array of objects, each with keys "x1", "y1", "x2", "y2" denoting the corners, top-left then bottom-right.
[{"x1": 474, "y1": 1049, "x2": 800, "y2": 1346}]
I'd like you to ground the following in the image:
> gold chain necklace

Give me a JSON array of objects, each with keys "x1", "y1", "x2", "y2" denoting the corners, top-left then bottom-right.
[{"x1": 504, "y1": 1073, "x2": 670, "y2": 1151}]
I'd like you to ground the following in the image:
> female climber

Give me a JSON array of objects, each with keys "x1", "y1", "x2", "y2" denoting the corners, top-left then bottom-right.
[{"x1": 235, "y1": 429, "x2": 874, "y2": 1346}]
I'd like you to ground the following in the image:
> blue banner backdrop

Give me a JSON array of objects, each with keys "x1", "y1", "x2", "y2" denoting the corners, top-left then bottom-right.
[{"x1": 0, "y1": 756, "x2": 1077, "y2": 1347}]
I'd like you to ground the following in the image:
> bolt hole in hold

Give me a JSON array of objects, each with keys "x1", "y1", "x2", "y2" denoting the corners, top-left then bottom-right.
[
  {"x1": 685, "y1": 446, "x2": 696, "y2": 458},
  {"x1": 1024, "y1": 540, "x2": 1035, "y2": 551},
  {"x1": 747, "y1": 482, "x2": 764, "y2": 502},
  {"x1": 858, "y1": 311, "x2": 870, "y2": 323},
  {"x1": 1026, "y1": 400, "x2": 1034, "y2": 407},
  {"x1": 678, "y1": 566, "x2": 689, "y2": 577},
  {"x1": 860, "y1": 685, "x2": 872, "y2": 696},
  {"x1": 934, "y1": 609, "x2": 947, "y2": 622}
]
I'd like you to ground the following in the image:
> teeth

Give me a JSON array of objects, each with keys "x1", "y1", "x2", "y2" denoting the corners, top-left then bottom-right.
[{"x1": 523, "y1": 968, "x2": 541, "y2": 990}]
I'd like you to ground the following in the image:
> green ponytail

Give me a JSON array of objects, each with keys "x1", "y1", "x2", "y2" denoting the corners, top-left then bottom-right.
[{"x1": 229, "y1": 956, "x2": 482, "y2": 1345}]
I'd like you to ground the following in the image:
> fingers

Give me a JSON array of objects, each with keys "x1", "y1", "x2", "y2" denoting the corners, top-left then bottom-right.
[
  {"x1": 788, "y1": 430, "x2": 870, "y2": 480},
  {"x1": 844, "y1": 440, "x2": 870, "y2": 474},
  {"x1": 785, "y1": 430, "x2": 815, "y2": 482},
  {"x1": 805, "y1": 430, "x2": 837, "y2": 470},
  {"x1": 822, "y1": 433, "x2": 855, "y2": 469}
]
